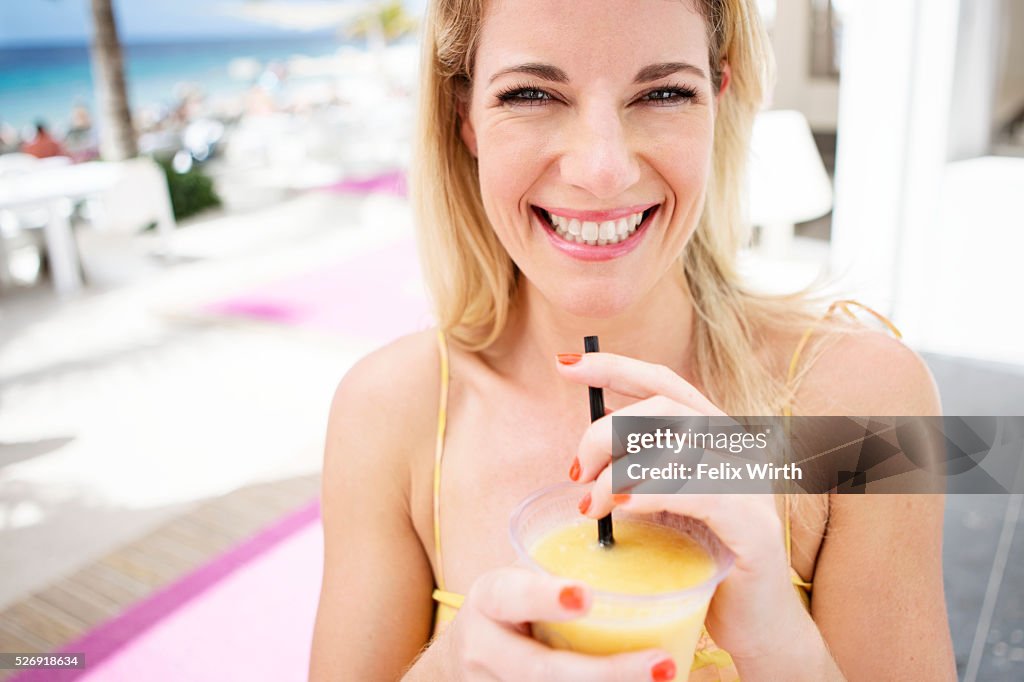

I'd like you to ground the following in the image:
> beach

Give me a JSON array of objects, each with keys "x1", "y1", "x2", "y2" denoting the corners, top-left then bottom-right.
[{"x1": 1, "y1": 35, "x2": 350, "y2": 132}]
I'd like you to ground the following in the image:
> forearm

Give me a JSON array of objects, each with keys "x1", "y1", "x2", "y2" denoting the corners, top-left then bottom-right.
[{"x1": 730, "y1": 608, "x2": 846, "y2": 682}]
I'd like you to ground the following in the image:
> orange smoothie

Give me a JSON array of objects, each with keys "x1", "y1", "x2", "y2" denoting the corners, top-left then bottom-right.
[{"x1": 528, "y1": 518, "x2": 716, "y2": 674}]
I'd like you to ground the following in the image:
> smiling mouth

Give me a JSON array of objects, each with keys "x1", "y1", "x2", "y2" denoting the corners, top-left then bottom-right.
[{"x1": 532, "y1": 206, "x2": 658, "y2": 246}]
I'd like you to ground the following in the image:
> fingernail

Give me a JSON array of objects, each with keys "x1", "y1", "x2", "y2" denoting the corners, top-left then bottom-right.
[
  {"x1": 612, "y1": 493, "x2": 631, "y2": 505},
  {"x1": 568, "y1": 457, "x2": 581, "y2": 481},
  {"x1": 651, "y1": 658, "x2": 676, "y2": 682},
  {"x1": 556, "y1": 353, "x2": 582, "y2": 365},
  {"x1": 559, "y1": 585, "x2": 585, "y2": 611},
  {"x1": 577, "y1": 492, "x2": 591, "y2": 514}
]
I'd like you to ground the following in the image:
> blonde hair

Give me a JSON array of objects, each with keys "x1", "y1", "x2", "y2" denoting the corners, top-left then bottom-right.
[{"x1": 412, "y1": 0, "x2": 838, "y2": 416}]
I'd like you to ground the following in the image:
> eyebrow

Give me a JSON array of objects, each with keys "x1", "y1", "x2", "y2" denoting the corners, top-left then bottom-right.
[
  {"x1": 633, "y1": 61, "x2": 707, "y2": 83},
  {"x1": 487, "y1": 61, "x2": 707, "y2": 86},
  {"x1": 488, "y1": 62, "x2": 569, "y2": 85}
]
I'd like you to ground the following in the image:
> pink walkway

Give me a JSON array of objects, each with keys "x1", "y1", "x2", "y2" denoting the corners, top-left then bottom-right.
[
  {"x1": 12, "y1": 501, "x2": 323, "y2": 682},
  {"x1": 203, "y1": 237, "x2": 433, "y2": 343}
]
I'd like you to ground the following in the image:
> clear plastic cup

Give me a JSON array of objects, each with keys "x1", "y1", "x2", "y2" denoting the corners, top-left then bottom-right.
[{"x1": 509, "y1": 482, "x2": 734, "y2": 676}]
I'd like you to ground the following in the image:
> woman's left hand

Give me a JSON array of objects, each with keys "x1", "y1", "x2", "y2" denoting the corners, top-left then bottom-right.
[{"x1": 557, "y1": 351, "x2": 814, "y2": 661}]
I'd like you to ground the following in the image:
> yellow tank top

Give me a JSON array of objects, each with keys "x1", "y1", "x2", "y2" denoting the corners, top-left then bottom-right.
[{"x1": 428, "y1": 300, "x2": 900, "y2": 680}]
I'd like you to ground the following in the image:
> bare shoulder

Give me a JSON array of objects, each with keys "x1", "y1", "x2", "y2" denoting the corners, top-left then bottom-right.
[
  {"x1": 331, "y1": 329, "x2": 441, "y2": 417},
  {"x1": 326, "y1": 329, "x2": 441, "y2": 480},
  {"x1": 313, "y1": 330, "x2": 442, "y2": 678},
  {"x1": 791, "y1": 327, "x2": 941, "y2": 417},
  {"x1": 801, "y1": 330, "x2": 955, "y2": 677}
]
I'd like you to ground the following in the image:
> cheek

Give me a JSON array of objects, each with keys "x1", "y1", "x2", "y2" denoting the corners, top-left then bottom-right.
[
  {"x1": 648, "y1": 122, "x2": 715, "y2": 242},
  {"x1": 474, "y1": 121, "x2": 552, "y2": 237},
  {"x1": 645, "y1": 117, "x2": 715, "y2": 188}
]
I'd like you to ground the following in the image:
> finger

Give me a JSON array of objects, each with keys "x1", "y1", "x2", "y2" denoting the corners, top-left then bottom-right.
[
  {"x1": 576, "y1": 396, "x2": 699, "y2": 483},
  {"x1": 469, "y1": 566, "x2": 591, "y2": 625},
  {"x1": 581, "y1": 464, "x2": 617, "y2": 519},
  {"x1": 468, "y1": 622, "x2": 676, "y2": 682},
  {"x1": 557, "y1": 352, "x2": 723, "y2": 415},
  {"x1": 615, "y1": 493, "x2": 784, "y2": 569}
]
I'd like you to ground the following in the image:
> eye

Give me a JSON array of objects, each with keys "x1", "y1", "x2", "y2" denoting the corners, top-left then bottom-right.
[
  {"x1": 638, "y1": 86, "x2": 700, "y2": 106},
  {"x1": 496, "y1": 86, "x2": 553, "y2": 106}
]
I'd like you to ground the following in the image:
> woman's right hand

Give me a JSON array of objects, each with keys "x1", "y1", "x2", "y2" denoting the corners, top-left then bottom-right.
[{"x1": 446, "y1": 566, "x2": 677, "y2": 681}]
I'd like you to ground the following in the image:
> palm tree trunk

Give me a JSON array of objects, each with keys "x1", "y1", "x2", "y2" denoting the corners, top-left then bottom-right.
[{"x1": 89, "y1": 0, "x2": 137, "y2": 160}]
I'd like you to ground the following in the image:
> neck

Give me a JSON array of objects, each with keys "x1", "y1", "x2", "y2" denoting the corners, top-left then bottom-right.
[{"x1": 485, "y1": 270, "x2": 697, "y2": 401}]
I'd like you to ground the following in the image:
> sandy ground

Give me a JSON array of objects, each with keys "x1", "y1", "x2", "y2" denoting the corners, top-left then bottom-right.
[{"x1": 0, "y1": 187, "x2": 413, "y2": 611}]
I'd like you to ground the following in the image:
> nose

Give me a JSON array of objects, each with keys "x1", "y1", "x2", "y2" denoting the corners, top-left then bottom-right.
[{"x1": 558, "y1": 104, "x2": 641, "y2": 200}]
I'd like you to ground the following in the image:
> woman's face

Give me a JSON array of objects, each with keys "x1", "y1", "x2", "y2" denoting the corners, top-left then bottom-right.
[{"x1": 461, "y1": 0, "x2": 720, "y2": 318}]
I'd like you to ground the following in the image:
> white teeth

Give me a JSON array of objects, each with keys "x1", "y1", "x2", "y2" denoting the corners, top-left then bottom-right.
[{"x1": 541, "y1": 208, "x2": 652, "y2": 247}]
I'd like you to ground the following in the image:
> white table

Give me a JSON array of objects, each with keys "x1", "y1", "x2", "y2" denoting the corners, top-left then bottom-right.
[{"x1": 0, "y1": 160, "x2": 172, "y2": 296}]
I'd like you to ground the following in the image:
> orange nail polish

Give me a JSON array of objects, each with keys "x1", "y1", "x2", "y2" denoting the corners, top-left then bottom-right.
[
  {"x1": 569, "y1": 457, "x2": 581, "y2": 481},
  {"x1": 556, "y1": 353, "x2": 582, "y2": 365},
  {"x1": 578, "y1": 492, "x2": 591, "y2": 514},
  {"x1": 612, "y1": 493, "x2": 632, "y2": 505},
  {"x1": 651, "y1": 658, "x2": 676, "y2": 682},
  {"x1": 559, "y1": 586, "x2": 584, "y2": 610}
]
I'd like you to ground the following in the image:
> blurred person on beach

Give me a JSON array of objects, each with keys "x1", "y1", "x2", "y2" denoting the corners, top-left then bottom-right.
[
  {"x1": 310, "y1": 1, "x2": 957, "y2": 680},
  {"x1": 64, "y1": 104, "x2": 98, "y2": 161},
  {"x1": 171, "y1": 83, "x2": 206, "y2": 127},
  {"x1": 21, "y1": 121, "x2": 67, "y2": 159}
]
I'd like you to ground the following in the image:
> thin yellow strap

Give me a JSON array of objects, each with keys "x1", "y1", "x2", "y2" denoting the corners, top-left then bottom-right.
[
  {"x1": 785, "y1": 498, "x2": 813, "y2": 593},
  {"x1": 783, "y1": 299, "x2": 902, "y2": 568},
  {"x1": 783, "y1": 299, "x2": 903, "y2": 418},
  {"x1": 784, "y1": 491, "x2": 793, "y2": 566},
  {"x1": 433, "y1": 330, "x2": 450, "y2": 592},
  {"x1": 834, "y1": 299, "x2": 903, "y2": 338},
  {"x1": 431, "y1": 588, "x2": 465, "y2": 610}
]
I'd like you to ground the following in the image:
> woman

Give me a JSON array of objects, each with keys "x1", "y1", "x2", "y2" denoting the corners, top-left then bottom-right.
[{"x1": 310, "y1": 0, "x2": 957, "y2": 679}]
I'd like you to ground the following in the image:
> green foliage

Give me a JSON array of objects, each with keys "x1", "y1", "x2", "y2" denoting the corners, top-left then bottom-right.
[
  {"x1": 346, "y1": 0, "x2": 417, "y2": 44},
  {"x1": 155, "y1": 157, "x2": 222, "y2": 222}
]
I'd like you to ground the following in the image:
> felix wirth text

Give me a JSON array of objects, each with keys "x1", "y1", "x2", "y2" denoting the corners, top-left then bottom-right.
[{"x1": 623, "y1": 427, "x2": 802, "y2": 481}]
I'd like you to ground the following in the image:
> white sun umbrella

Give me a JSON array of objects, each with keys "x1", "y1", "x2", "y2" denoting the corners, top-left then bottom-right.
[{"x1": 746, "y1": 109, "x2": 833, "y2": 258}]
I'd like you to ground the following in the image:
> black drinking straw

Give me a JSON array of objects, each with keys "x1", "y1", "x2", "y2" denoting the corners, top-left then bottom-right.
[{"x1": 584, "y1": 335, "x2": 615, "y2": 547}]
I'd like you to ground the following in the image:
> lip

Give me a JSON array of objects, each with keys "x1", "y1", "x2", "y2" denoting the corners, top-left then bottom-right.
[
  {"x1": 534, "y1": 203, "x2": 658, "y2": 222},
  {"x1": 533, "y1": 204, "x2": 658, "y2": 263}
]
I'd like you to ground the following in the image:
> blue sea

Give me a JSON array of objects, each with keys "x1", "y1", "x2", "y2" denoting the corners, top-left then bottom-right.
[{"x1": 0, "y1": 35, "x2": 356, "y2": 133}]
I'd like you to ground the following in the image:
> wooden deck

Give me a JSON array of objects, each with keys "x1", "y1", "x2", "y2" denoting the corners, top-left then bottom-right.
[{"x1": 0, "y1": 474, "x2": 320, "y2": 680}]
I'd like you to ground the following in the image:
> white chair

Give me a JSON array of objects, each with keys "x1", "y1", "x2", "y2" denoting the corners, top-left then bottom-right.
[
  {"x1": 84, "y1": 157, "x2": 177, "y2": 256},
  {"x1": 0, "y1": 154, "x2": 47, "y2": 289}
]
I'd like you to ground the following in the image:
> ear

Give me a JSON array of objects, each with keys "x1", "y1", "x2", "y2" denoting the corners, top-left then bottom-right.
[
  {"x1": 457, "y1": 99, "x2": 478, "y2": 158},
  {"x1": 716, "y1": 60, "x2": 731, "y2": 102}
]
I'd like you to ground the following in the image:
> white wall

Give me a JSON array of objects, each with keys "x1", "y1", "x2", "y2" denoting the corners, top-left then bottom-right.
[
  {"x1": 947, "y1": 0, "x2": 1001, "y2": 159},
  {"x1": 830, "y1": 0, "x2": 960, "y2": 315},
  {"x1": 831, "y1": 0, "x2": 1024, "y2": 367},
  {"x1": 770, "y1": 0, "x2": 840, "y2": 130}
]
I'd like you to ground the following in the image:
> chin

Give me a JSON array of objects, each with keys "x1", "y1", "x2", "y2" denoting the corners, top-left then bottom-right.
[{"x1": 554, "y1": 286, "x2": 638, "y2": 319}]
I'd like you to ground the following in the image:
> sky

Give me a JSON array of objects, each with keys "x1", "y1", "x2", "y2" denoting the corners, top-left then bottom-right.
[{"x1": 0, "y1": 0, "x2": 428, "y2": 47}]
